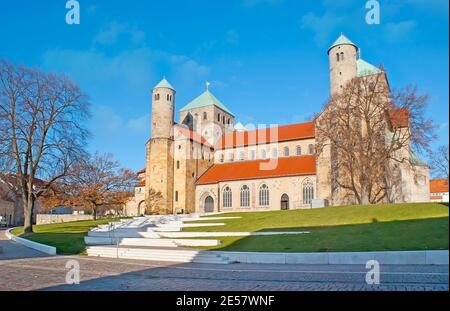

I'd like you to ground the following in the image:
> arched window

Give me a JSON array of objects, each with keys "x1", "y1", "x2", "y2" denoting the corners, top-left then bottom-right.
[
  {"x1": 222, "y1": 116, "x2": 226, "y2": 124},
  {"x1": 303, "y1": 179, "x2": 314, "y2": 205},
  {"x1": 250, "y1": 150, "x2": 256, "y2": 160},
  {"x1": 228, "y1": 153, "x2": 234, "y2": 162},
  {"x1": 259, "y1": 184, "x2": 269, "y2": 206},
  {"x1": 272, "y1": 148, "x2": 278, "y2": 158},
  {"x1": 239, "y1": 152, "x2": 245, "y2": 161},
  {"x1": 284, "y1": 147, "x2": 290, "y2": 157},
  {"x1": 227, "y1": 118, "x2": 231, "y2": 125},
  {"x1": 203, "y1": 112, "x2": 207, "y2": 120},
  {"x1": 218, "y1": 114, "x2": 221, "y2": 122},
  {"x1": 261, "y1": 149, "x2": 267, "y2": 159},
  {"x1": 167, "y1": 94, "x2": 170, "y2": 101},
  {"x1": 223, "y1": 187, "x2": 232, "y2": 208},
  {"x1": 219, "y1": 154, "x2": 224, "y2": 163},
  {"x1": 308, "y1": 144, "x2": 315, "y2": 155},
  {"x1": 336, "y1": 53, "x2": 340, "y2": 62},
  {"x1": 296, "y1": 146, "x2": 302, "y2": 156},
  {"x1": 176, "y1": 161, "x2": 180, "y2": 169},
  {"x1": 240, "y1": 185, "x2": 250, "y2": 207},
  {"x1": 340, "y1": 52, "x2": 344, "y2": 61},
  {"x1": 155, "y1": 93, "x2": 160, "y2": 101}
]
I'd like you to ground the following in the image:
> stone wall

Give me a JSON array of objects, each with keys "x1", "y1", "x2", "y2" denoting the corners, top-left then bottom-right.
[
  {"x1": 196, "y1": 175, "x2": 317, "y2": 213},
  {"x1": 36, "y1": 214, "x2": 94, "y2": 225}
]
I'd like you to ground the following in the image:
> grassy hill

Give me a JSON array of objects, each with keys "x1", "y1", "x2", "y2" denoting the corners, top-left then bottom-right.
[
  {"x1": 10, "y1": 203, "x2": 449, "y2": 254},
  {"x1": 185, "y1": 203, "x2": 449, "y2": 252}
]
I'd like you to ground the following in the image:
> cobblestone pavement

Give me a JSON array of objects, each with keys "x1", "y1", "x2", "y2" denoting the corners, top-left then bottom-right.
[
  {"x1": 0, "y1": 254, "x2": 448, "y2": 291},
  {"x1": 0, "y1": 229, "x2": 48, "y2": 260}
]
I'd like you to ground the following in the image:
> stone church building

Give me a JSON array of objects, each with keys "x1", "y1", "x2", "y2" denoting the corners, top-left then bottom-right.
[{"x1": 125, "y1": 34, "x2": 430, "y2": 216}]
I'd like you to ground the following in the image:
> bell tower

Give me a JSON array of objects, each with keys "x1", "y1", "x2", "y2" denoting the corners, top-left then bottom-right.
[
  {"x1": 328, "y1": 33, "x2": 358, "y2": 95},
  {"x1": 145, "y1": 78, "x2": 176, "y2": 214}
]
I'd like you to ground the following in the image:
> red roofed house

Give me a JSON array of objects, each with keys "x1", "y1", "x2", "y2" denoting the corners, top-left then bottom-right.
[
  {"x1": 124, "y1": 34, "x2": 430, "y2": 216},
  {"x1": 430, "y1": 179, "x2": 449, "y2": 203}
]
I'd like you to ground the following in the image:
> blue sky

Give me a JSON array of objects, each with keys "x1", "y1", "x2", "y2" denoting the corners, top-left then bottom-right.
[{"x1": 0, "y1": 0, "x2": 448, "y2": 171}]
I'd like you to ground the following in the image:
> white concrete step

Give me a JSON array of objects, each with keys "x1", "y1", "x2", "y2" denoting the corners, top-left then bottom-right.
[
  {"x1": 152, "y1": 227, "x2": 182, "y2": 232},
  {"x1": 180, "y1": 223, "x2": 225, "y2": 228},
  {"x1": 185, "y1": 217, "x2": 242, "y2": 221},
  {"x1": 158, "y1": 231, "x2": 310, "y2": 238},
  {"x1": 86, "y1": 246, "x2": 230, "y2": 264},
  {"x1": 85, "y1": 237, "x2": 178, "y2": 247},
  {"x1": 85, "y1": 237, "x2": 220, "y2": 247},
  {"x1": 156, "y1": 222, "x2": 224, "y2": 228}
]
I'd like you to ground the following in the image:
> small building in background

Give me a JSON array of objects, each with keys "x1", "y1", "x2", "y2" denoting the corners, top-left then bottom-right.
[{"x1": 430, "y1": 179, "x2": 449, "y2": 203}]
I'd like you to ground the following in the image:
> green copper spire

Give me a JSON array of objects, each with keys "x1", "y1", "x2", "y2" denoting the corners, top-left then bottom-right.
[
  {"x1": 328, "y1": 33, "x2": 358, "y2": 54},
  {"x1": 357, "y1": 59, "x2": 383, "y2": 77},
  {"x1": 154, "y1": 78, "x2": 175, "y2": 91},
  {"x1": 180, "y1": 87, "x2": 234, "y2": 116}
]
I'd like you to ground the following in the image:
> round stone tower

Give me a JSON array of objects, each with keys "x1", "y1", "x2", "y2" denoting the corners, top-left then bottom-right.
[
  {"x1": 328, "y1": 34, "x2": 358, "y2": 95},
  {"x1": 146, "y1": 78, "x2": 176, "y2": 215},
  {"x1": 151, "y1": 78, "x2": 175, "y2": 139}
]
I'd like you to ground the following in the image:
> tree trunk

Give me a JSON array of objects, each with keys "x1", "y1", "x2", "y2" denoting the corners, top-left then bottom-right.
[
  {"x1": 93, "y1": 204, "x2": 98, "y2": 220},
  {"x1": 360, "y1": 185, "x2": 370, "y2": 205},
  {"x1": 23, "y1": 195, "x2": 35, "y2": 234}
]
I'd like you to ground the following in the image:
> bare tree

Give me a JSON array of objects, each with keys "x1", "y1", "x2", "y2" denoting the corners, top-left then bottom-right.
[
  {"x1": 316, "y1": 73, "x2": 435, "y2": 205},
  {"x1": 46, "y1": 153, "x2": 136, "y2": 220},
  {"x1": 0, "y1": 59, "x2": 90, "y2": 232},
  {"x1": 429, "y1": 145, "x2": 449, "y2": 180},
  {"x1": 145, "y1": 188, "x2": 164, "y2": 215}
]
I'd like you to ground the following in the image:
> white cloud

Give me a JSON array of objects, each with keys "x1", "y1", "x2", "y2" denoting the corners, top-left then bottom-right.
[
  {"x1": 300, "y1": 11, "x2": 346, "y2": 46},
  {"x1": 93, "y1": 21, "x2": 146, "y2": 46},
  {"x1": 384, "y1": 20, "x2": 417, "y2": 43},
  {"x1": 127, "y1": 114, "x2": 150, "y2": 133}
]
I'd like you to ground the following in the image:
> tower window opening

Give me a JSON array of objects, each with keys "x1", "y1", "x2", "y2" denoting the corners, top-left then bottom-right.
[
  {"x1": 155, "y1": 93, "x2": 160, "y2": 101},
  {"x1": 203, "y1": 112, "x2": 207, "y2": 120},
  {"x1": 218, "y1": 114, "x2": 221, "y2": 122},
  {"x1": 336, "y1": 53, "x2": 340, "y2": 62},
  {"x1": 167, "y1": 94, "x2": 170, "y2": 101},
  {"x1": 340, "y1": 52, "x2": 344, "y2": 61}
]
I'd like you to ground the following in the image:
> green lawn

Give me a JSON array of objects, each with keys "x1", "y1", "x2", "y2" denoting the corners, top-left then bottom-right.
[
  {"x1": 11, "y1": 218, "x2": 121, "y2": 255},
  {"x1": 184, "y1": 203, "x2": 449, "y2": 252},
  {"x1": 9, "y1": 203, "x2": 449, "y2": 254}
]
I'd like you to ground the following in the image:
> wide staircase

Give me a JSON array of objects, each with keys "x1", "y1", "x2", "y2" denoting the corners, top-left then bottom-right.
[{"x1": 85, "y1": 215, "x2": 233, "y2": 264}]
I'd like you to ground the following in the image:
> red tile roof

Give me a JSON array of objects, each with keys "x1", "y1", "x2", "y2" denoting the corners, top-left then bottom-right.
[
  {"x1": 216, "y1": 122, "x2": 315, "y2": 150},
  {"x1": 197, "y1": 155, "x2": 316, "y2": 185},
  {"x1": 431, "y1": 195, "x2": 443, "y2": 200},
  {"x1": 430, "y1": 179, "x2": 449, "y2": 193},
  {"x1": 137, "y1": 168, "x2": 146, "y2": 174},
  {"x1": 136, "y1": 180, "x2": 145, "y2": 187},
  {"x1": 390, "y1": 108, "x2": 409, "y2": 129},
  {"x1": 175, "y1": 124, "x2": 212, "y2": 148}
]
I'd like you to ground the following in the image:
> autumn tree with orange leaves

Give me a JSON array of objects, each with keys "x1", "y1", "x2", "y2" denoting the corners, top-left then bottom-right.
[{"x1": 42, "y1": 153, "x2": 137, "y2": 219}]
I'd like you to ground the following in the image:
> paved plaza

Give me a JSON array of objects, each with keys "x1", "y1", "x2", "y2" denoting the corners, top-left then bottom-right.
[{"x1": 0, "y1": 229, "x2": 448, "y2": 291}]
